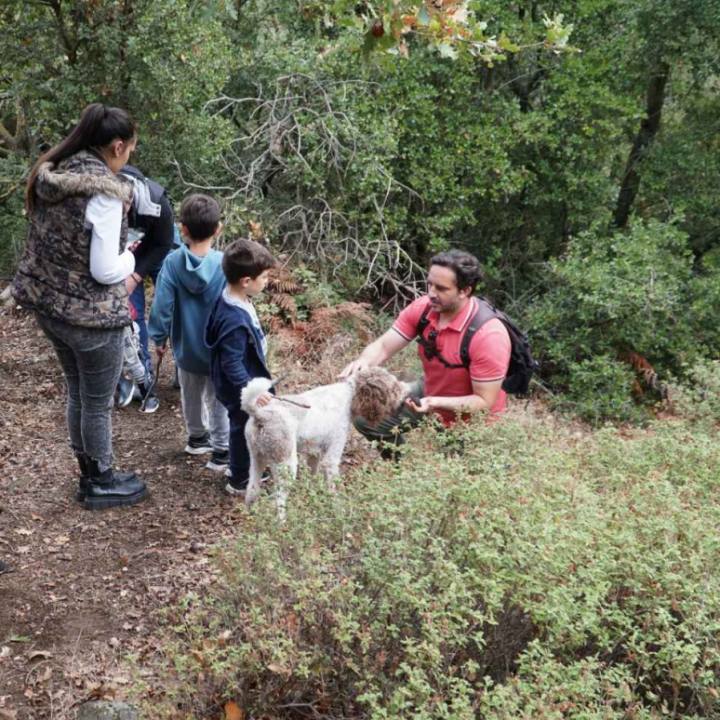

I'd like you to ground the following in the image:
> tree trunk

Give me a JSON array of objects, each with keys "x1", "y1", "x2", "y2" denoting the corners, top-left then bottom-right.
[
  {"x1": 47, "y1": 0, "x2": 78, "y2": 65},
  {"x1": 613, "y1": 61, "x2": 670, "y2": 228}
]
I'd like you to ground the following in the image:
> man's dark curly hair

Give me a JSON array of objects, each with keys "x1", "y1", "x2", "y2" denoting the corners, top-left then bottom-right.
[{"x1": 429, "y1": 249, "x2": 483, "y2": 293}]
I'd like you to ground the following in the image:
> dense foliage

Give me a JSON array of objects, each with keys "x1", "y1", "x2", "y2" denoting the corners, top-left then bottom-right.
[
  {"x1": 529, "y1": 220, "x2": 720, "y2": 422},
  {"x1": 2, "y1": 0, "x2": 719, "y2": 419},
  {"x1": 142, "y1": 415, "x2": 720, "y2": 718}
]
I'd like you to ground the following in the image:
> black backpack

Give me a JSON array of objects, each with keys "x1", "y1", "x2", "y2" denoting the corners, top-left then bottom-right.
[{"x1": 416, "y1": 297, "x2": 539, "y2": 396}]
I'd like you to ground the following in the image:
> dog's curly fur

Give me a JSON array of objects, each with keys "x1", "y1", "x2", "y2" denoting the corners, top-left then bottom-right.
[
  {"x1": 242, "y1": 367, "x2": 409, "y2": 519},
  {"x1": 350, "y1": 368, "x2": 408, "y2": 425}
]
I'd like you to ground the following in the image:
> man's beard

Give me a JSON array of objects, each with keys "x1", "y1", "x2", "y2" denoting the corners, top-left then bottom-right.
[{"x1": 430, "y1": 297, "x2": 462, "y2": 315}]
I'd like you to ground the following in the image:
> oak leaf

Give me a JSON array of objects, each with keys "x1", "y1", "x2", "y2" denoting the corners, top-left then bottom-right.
[{"x1": 224, "y1": 700, "x2": 245, "y2": 720}]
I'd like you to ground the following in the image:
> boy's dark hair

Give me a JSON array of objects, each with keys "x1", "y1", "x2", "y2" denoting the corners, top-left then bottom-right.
[
  {"x1": 429, "y1": 249, "x2": 483, "y2": 294},
  {"x1": 179, "y1": 193, "x2": 221, "y2": 241},
  {"x1": 223, "y1": 238, "x2": 276, "y2": 284}
]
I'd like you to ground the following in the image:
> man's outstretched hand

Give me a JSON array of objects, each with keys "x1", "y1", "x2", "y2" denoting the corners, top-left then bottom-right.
[
  {"x1": 405, "y1": 396, "x2": 433, "y2": 414},
  {"x1": 338, "y1": 359, "x2": 366, "y2": 380}
]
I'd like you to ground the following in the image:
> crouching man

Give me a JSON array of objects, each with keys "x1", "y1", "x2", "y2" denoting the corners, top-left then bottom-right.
[{"x1": 340, "y1": 249, "x2": 511, "y2": 452}]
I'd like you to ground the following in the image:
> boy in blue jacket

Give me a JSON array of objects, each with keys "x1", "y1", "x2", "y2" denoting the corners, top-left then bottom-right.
[
  {"x1": 205, "y1": 238, "x2": 275, "y2": 495},
  {"x1": 148, "y1": 194, "x2": 229, "y2": 470}
]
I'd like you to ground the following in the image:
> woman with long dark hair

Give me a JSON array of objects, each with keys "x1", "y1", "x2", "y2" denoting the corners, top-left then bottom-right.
[{"x1": 13, "y1": 103, "x2": 147, "y2": 509}]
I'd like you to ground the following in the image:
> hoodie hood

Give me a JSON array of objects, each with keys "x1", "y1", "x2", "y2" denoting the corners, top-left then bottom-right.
[
  {"x1": 205, "y1": 293, "x2": 267, "y2": 351},
  {"x1": 176, "y1": 244, "x2": 224, "y2": 295},
  {"x1": 34, "y1": 151, "x2": 132, "y2": 206},
  {"x1": 119, "y1": 165, "x2": 163, "y2": 219},
  {"x1": 205, "y1": 294, "x2": 245, "y2": 350}
]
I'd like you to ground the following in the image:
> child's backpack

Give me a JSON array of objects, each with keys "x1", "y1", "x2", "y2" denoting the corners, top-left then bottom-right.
[{"x1": 416, "y1": 297, "x2": 539, "y2": 396}]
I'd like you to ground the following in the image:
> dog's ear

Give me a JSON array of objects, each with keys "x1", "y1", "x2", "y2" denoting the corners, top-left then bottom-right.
[{"x1": 350, "y1": 368, "x2": 407, "y2": 425}]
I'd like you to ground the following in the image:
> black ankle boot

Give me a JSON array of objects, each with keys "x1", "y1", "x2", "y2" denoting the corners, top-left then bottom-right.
[
  {"x1": 75, "y1": 452, "x2": 91, "y2": 502},
  {"x1": 75, "y1": 453, "x2": 137, "y2": 502},
  {"x1": 84, "y1": 459, "x2": 147, "y2": 510}
]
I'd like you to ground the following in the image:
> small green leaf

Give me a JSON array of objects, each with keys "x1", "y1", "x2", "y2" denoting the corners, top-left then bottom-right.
[
  {"x1": 437, "y1": 43, "x2": 459, "y2": 60},
  {"x1": 498, "y1": 32, "x2": 520, "y2": 53}
]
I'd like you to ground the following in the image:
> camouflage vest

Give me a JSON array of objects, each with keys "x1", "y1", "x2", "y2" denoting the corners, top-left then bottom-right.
[{"x1": 13, "y1": 151, "x2": 133, "y2": 329}]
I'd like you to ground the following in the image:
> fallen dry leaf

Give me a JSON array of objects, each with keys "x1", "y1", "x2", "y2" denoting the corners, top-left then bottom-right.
[
  {"x1": 267, "y1": 663, "x2": 290, "y2": 676},
  {"x1": 27, "y1": 650, "x2": 52, "y2": 661},
  {"x1": 224, "y1": 700, "x2": 245, "y2": 720}
]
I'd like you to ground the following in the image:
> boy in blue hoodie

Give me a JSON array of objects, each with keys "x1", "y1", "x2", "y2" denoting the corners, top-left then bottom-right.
[
  {"x1": 148, "y1": 194, "x2": 229, "y2": 470},
  {"x1": 205, "y1": 238, "x2": 275, "y2": 495}
]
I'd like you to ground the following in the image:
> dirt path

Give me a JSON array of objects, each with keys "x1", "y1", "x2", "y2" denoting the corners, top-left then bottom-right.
[{"x1": 0, "y1": 306, "x2": 270, "y2": 719}]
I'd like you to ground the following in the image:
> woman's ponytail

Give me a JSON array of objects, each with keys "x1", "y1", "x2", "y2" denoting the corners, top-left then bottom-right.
[{"x1": 25, "y1": 103, "x2": 136, "y2": 212}]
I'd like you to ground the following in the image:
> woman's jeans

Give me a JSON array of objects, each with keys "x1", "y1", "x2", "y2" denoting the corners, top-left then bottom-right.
[{"x1": 36, "y1": 313, "x2": 124, "y2": 472}]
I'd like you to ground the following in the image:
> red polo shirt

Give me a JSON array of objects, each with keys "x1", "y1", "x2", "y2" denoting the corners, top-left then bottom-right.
[{"x1": 393, "y1": 296, "x2": 511, "y2": 425}]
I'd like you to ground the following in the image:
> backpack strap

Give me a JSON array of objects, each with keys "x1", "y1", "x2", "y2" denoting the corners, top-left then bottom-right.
[
  {"x1": 459, "y1": 298, "x2": 498, "y2": 368},
  {"x1": 415, "y1": 298, "x2": 497, "y2": 370},
  {"x1": 416, "y1": 302, "x2": 432, "y2": 338},
  {"x1": 414, "y1": 301, "x2": 465, "y2": 369}
]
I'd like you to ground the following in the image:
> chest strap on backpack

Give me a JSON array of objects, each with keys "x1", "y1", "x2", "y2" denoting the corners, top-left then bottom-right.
[{"x1": 415, "y1": 298, "x2": 496, "y2": 370}]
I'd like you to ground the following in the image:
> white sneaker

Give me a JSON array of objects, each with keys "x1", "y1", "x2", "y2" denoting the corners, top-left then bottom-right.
[
  {"x1": 184, "y1": 434, "x2": 213, "y2": 455},
  {"x1": 224, "y1": 482, "x2": 246, "y2": 497},
  {"x1": 116, "y1": 378, "x2": 136, "y2": 408},
  {"x1": 205, "y1": 450, "x2": 229, "y2": 472}
]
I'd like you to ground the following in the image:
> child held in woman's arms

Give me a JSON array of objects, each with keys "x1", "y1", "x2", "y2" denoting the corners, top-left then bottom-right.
[{"x1": 116, "y1": 298, "x2": 159, "y2": 412}]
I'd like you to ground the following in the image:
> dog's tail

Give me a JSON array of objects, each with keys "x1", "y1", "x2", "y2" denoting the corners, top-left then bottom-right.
[{"x1": 241, "y1": 377, "x2": 274, "y2": 414}]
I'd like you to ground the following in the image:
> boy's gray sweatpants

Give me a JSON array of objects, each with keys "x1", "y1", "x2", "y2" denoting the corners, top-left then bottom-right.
[{"x1": 178, "y1": 367, "x2": 229, "y2": 451}]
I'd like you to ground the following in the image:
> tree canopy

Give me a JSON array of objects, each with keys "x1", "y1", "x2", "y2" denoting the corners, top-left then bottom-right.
[{"x1": 2, "y1": 0, "x2": 719, "y2": 421}]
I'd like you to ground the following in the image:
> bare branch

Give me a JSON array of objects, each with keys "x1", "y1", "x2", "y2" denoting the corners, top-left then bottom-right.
[{"x1": 190, "y1": 73, "x2": 426, "y2": 309}]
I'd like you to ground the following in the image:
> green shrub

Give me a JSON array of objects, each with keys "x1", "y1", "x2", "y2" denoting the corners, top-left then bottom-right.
[
  {"x1": 668, "y1": 359, "x2": 720, "y2": 424},
  {"x1": 143, "y1": 417, "x2": 720, "y2": 719},
  {"x1": 528, "y1": 219, "x2": 720, "y2": 423},
  {"x1": 0, "y1": 156, "x2": 28, "y2": 276},
  {"x1": 556, "y1": 355, "x2": 646, "y2": 425}
]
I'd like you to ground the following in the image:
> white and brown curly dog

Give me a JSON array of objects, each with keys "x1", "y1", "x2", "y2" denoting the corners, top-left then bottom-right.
[{"x1": 241, "y1": 367, "x2": 409, "y2": 519}]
